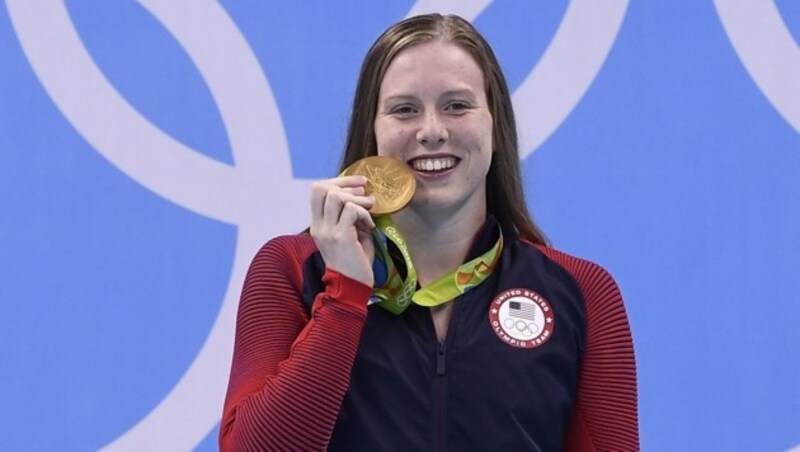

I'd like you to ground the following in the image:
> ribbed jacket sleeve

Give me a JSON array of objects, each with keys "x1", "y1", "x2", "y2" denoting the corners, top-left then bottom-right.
[
  {"x1": 538, "y1": 246, "x2": 640, "y2": 451},
  {"x1": 219, "y1": 235, "x2": 372, "y2": 451}
]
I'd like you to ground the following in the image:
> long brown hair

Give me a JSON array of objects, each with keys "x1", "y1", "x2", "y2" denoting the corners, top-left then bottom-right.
[{"x1": 340, "y1": 13, "x2": 547, "y2": 245}]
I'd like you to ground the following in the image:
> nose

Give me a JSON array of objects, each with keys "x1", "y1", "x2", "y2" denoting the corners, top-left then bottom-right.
[{"x1": 416, "y1": 111, "x2": 448, "y2": 146}]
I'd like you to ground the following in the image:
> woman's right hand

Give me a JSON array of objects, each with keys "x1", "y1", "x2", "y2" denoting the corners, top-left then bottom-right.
[{"x1": 309, "y1": 175, "x2": 376, "y2": 287}]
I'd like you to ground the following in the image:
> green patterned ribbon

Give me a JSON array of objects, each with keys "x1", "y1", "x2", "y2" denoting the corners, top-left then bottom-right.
[{"x1": 369, "y1": 215, "x2": 503, "y2": 314}]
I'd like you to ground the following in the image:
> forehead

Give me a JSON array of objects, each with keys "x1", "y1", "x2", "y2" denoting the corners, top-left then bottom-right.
[{"x1": 379, "y1": 40, "x2": 486, "y2": 97}]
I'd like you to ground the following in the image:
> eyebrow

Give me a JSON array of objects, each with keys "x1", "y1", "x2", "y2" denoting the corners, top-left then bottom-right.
[
  {"x1": 381, "y1": 89, "x2": 478, "y2": 104},
  {"x1": 440, "y1": 89, "x2": 478, "y2": 99},
  {"x1": 381, "y1": 95, "x2": 416, "y2": 104}
]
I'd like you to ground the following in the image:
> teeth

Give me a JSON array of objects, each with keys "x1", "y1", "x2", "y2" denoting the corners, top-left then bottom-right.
[{"x1": 412, "y1": 157, "x2": 456, "y2": 172}]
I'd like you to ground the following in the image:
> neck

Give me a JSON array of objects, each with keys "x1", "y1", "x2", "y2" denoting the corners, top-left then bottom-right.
[{"x1": 392, "y1": 206, "x2": 486, "y2": 286}]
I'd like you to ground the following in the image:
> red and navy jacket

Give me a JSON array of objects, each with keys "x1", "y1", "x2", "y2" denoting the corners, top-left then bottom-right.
[{"x1": 220, "y1": 217, "x2": 639, "y2": 451}]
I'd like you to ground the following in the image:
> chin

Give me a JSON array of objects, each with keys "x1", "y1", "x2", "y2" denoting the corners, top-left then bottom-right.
[{"x1": 409, "y1": 194, "x2": 461, "y2": 213}]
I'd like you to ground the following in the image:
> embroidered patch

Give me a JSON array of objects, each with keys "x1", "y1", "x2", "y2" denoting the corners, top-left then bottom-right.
[{"x1": 489, "y1": 288, "x2": 555, "y2": 349}]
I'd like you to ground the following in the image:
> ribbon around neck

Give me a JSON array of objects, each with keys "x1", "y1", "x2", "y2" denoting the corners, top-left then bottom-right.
[{"x1": 369, "y1": 215, "x2": 503, "y2": 314}]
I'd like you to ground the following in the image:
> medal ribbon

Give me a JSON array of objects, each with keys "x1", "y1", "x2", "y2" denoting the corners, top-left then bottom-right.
[{"x1": 369, "y1": 215, "x2": 503, "y2": 314}]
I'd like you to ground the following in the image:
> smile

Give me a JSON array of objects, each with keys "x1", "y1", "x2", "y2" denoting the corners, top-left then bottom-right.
[{"x1": 409, "y1": 156, "x2": 459, "y2": 173}]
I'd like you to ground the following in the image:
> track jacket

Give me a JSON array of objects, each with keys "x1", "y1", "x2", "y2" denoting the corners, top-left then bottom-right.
[{"x1": 221, "y1": 217, "x2": 638, "y2": 451}]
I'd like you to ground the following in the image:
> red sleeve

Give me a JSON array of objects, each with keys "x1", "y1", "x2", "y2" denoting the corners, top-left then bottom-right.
[
  {"x1": 537, "y1": 247, "x2": 640, "y2": 451},
  {"x1": 219, "y1": 236, "x2": 373, "y2": 452}
]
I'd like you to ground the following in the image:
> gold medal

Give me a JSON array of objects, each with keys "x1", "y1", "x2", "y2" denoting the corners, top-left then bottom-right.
[{"x1": 343, "y1": 156, "x2": 416, "y2": 215}]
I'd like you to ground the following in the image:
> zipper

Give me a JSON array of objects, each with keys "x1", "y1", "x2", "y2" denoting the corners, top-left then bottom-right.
[
  {"x1": 436, "y1": 342, "x2": 447, "y2": 375},
  {"x1": 434, "y1": 340, "x2": 447, "y2": 452},
  {"x1": 431, "y1": 301, "x2": 458, "y2": 451}
]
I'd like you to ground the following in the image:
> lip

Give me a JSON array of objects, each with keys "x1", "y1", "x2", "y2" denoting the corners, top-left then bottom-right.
[
  {"x1": 406, "y1": 153, "x2": 461, "y2": 164},
  {"x1": 406, "y1": 154, "x2": 461, "y2": 179}
]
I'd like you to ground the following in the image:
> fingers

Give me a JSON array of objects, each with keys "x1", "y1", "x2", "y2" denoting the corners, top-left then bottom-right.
[
  {"x1": 322, "y1": 190, "x2": 373, "y2": 228},
  {"x1": 310, "y1": 176, "x2": 375, "y2": 234},
  {"x1": 339, "y1": 199, "x2": 376, "y2": 231},
  {"x1": 310, "y1": 176, "x2": 370, "y2": 224},
  {"x1": 308, "y1": 176, "x2": 377, "y2": 286}
]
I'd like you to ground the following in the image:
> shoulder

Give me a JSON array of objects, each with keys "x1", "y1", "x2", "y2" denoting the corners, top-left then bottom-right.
[
  {"x1": 250, "y1": 233, "x2": 318, "y2": 269},
  {"x1": 528, "y1": 243, "x2": 629, "y2": 339},
  {"x1": 530, "y1": 244, "x2": 622, "y2": 312},
  {"x1": 518, "y1": 240, "x2": 633, "y2": 356},
  {"x1": 531, "y1": 245, "x2": 617, "y2": 290},
  {"x1": 244, "y1": 233, "x2": 319, "y2": 289},
  {"x1": 510, "y1": 239, "x2": 623, "y2": 314},
  {"x1": 255, "y1": 233, "x2": 317, "y2": 259}
]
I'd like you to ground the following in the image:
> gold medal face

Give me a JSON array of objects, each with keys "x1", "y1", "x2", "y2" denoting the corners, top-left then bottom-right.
[{"x1": 343, "y1": 156, "x2": 416, "y2": 215}]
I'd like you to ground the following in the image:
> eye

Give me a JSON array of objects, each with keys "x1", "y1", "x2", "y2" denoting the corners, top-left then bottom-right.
[
  {"x1": 445, "y1": 101, "x2": 471, "y2": 113},
  {"x1": 389, "y1": 104, "x2": 418, "y2": 117}
]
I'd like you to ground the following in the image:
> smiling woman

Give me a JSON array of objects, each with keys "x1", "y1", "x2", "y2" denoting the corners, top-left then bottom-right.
[
  {"x1": 220, "y1": 13, "x2": 639, "y2": 451},
  {"x1": 374, "y1": 40, "x2": 494, "y2": 222}
]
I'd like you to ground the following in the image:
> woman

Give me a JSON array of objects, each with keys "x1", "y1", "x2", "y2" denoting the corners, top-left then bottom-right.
[{"x1": 221, "y1": 13, "x2": 638, "y2": 451}]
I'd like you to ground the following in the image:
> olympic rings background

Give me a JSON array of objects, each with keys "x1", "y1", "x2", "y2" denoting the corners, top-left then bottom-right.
[{"x1": 1, "y1": 1, "x2": 798, "y2": 450}]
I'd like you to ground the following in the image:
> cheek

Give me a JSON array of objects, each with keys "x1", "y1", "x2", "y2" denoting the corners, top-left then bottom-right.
[
  {"x1": 467, "y1": 121, "x2": 494, "y2": 176},
  {"x1": 375, "y1": 133, "x2": 394, "y2": 157},
  {"x1": 462, "y1": 121, "x2": 493, "y2": 155},
  {"x1": 373, "y1": 122, "x2": 389, "y2": 156},
  {"x1": 481, "y1": 115, "x2": 494, "y2": 151},
  {"x1": 456, "y1": 113, "x2": 493, "y2": 152},
  {"x1": 375, "y1": 126, "x2": 410, "y2": 156}
]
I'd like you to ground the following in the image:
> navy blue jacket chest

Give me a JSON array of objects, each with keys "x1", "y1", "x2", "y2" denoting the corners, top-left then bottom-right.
[{"x1": 301, "y1": 223, "x2": 588, "y2": 451}]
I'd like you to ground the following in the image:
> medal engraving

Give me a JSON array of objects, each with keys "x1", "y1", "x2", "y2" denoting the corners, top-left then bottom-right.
[{"x1": 343, "y1": 156, "x2": 416, "y2": 215}]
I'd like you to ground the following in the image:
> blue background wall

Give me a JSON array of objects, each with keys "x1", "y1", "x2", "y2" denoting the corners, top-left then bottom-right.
[{"x1": 1, "y1": 1, "x2": 798, "y2": 450}]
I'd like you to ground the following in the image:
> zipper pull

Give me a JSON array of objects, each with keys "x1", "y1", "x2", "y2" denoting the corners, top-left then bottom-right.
[{"x1": 436, "y1": 342, "x2": 447, "y2": 375}]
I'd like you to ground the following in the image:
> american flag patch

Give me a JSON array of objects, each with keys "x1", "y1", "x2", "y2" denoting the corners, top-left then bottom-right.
[{"x1": 509, "y1": 301, "x2": 536, "y2": 321}]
